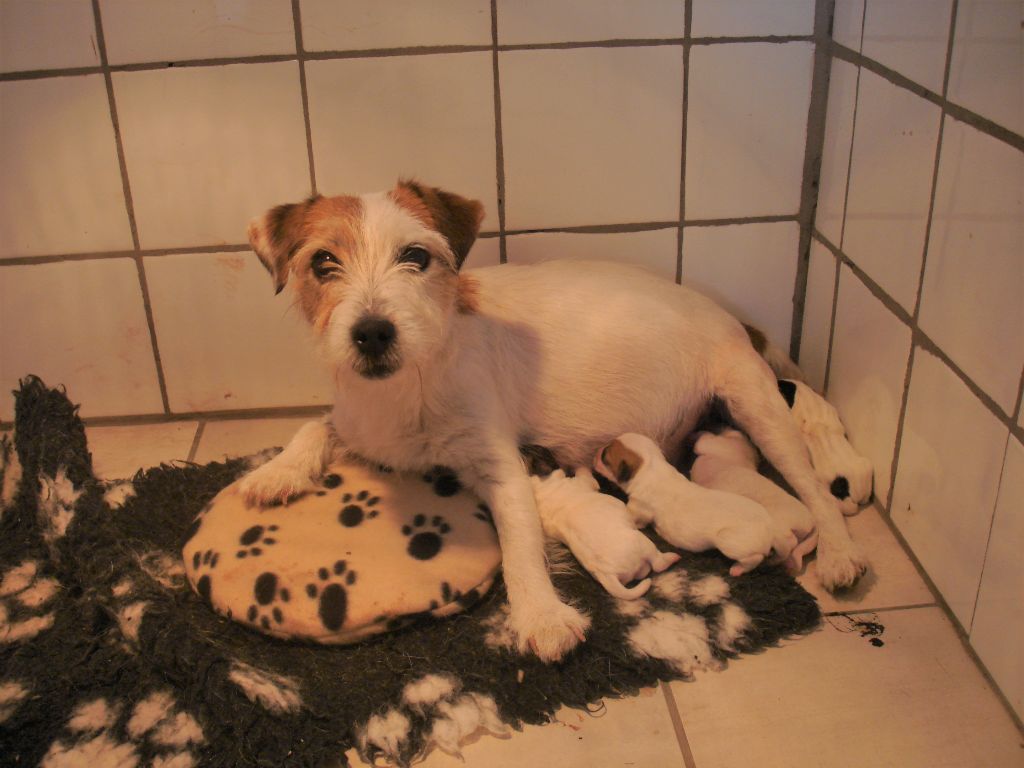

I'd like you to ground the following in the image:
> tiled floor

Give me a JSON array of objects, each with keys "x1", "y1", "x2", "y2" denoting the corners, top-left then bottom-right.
[{"x1": 83, "y1": 418, "x2": 1024, "y2": 768}]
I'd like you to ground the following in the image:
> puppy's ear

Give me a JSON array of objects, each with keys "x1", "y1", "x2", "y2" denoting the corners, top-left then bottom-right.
[
  {"x1": 248, "y1": 195, "x2": 320, "y2": 294},
  {"x1": 519, "y1": 444, "x2": 560, "y2": 478},
  {"x1": 601, "y1": 439, "x2": 642, "y2": 485},
  {"x1": 395, "y1": 180, "x2": 484, "y2": 269}
]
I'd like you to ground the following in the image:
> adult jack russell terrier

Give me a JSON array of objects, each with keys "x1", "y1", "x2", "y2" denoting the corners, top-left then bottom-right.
[{"x1": 239, "y1": 180, "x2": 868, "y2": 661}]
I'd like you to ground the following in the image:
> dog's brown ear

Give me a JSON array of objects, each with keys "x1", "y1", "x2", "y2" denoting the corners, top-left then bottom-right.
[
  {"x1": 602, "y1": 439, "x2": 642, "y2": 485},
  {"x1": 395, "y1": 180, "x2": 484, "y2": 269},
  {"x1": 248, "y1": 196, "x2": 320, "y2": 294}
]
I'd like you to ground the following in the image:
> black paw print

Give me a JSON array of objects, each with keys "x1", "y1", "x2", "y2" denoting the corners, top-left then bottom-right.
[
  {"x1": 190, "y1": 549, "x2": 220, "y2": 604},
  {"x1": 245, "y1": 572, "x2": 293, "y2": 631},
  {"x1": 305, "y1": 561, "x2": 357, "y2": 632},
  {"x1": 473, "y1": 503, "x2": 494, "y2": 526},
  {"x1": 402, "y1": 515, "x2": 451, "y2": 560},
  {"x1": 236, "y1": 524, "x2": 280, "y2": 559},
  {"x1": 422, "y1": 466, "x2": 462, "y2": 497},
  {"x1": 338, "y1": 490, "x2": 380, "y2": 528}
]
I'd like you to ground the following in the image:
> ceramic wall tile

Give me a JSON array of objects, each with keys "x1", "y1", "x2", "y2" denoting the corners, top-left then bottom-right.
[
  {"x1": 0, "y1": 0, "x2": 99, "y2": 73},
  {"x1": 506, "y1": 228, "x2": 679, "y2": 283},
  {"x1": 815, "y1": 59, "x2": 860, "y2": 247},
  {"x1": 862, "y1": 0, "x2": 954, "y2": 93},
  {"x1": 498, "y1": 0, "x2": 683, "y2": 44},
  {"x1": 691, "y1": 0, "x2": 815, "y2": 37},
  {"x1": 798, "y1": 239, "x2": 838, "y2": 392}
]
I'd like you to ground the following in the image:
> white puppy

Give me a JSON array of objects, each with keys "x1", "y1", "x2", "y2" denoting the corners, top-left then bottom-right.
[
  {"x1": 691, "y1": 429, "x2": 818, "y2": 572},
  {"x1": 238, "y1": 181, "x2": 867, "y2": 661},
  {"x1": 778, "y1": 379, "x2": 873, "y2": 515},
  {"x1": 595, "y1": 433, "x2": 774, "y2": 577},
  {"x1": 531, "y1": 468, "x2": 680, "y2": 599}
]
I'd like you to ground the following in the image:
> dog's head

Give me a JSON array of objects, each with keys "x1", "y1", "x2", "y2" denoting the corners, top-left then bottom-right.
[
  {"x1": 593, "y1": 433, "x2": 660, "y2": 489},
  {"x1": 248, "y1": 180, "x2": 485, "y2": 381},
  {"x1": 692, "y1": 428, "x2": 759, "y2": 468}
]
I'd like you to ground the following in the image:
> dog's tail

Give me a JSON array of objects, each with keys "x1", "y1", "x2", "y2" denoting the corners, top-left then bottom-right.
[
  {"x1": 743, "y1": 323, "x2": 804, "y2": 381},
  {"x1": 595, "y1": 573, "x2": 652, "y2": 600}
]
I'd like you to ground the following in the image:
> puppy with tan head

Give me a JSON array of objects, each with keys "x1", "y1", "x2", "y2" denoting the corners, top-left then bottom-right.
[
  {"x1": 595, "y1": 433, "x2": 774, "y2": 577},
  {"x1": 239, "y1": 180, "x2": 867, "y2": 661}
]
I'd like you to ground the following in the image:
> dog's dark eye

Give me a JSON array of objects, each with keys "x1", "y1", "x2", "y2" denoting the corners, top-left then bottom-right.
[
  {"x1": 398, "y1": 246, "x2": 431, "y2": 271},
  {"x1": 311, "y1": 250, "x2": 340, "y2": 280}
]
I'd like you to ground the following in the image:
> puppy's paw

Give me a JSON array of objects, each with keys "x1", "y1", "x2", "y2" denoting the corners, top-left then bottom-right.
[
  {"x1": 237, "y1": 460, "x2": 315, "y2": 507},
  {"x1": 510, "y1": 599, "x2": 591, "y2": 663},
  {"x1": 816, "y1": 535, "x2": 869, "y2": 591}
]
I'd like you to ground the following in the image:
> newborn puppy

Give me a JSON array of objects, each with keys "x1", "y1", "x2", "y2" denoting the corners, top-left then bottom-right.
[
  {"x1": 691, "y1": 429, "x2": 818, "y2": 573},
  {"x1": 595, "y1": 433, "x2": 774, "y2": 577},
  {"x1": 530, "y1": 468, "x2": 680, "y2": 599}
]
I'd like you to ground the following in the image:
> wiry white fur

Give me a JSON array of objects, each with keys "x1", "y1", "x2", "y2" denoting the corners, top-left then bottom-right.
[
  {"x1": 598, "y1": 434, "x2": 775, "y2": 577},
  {"x1": 481, "y1": 603, "x2": 516, "y2": 651},
  {"x1": 1, "y1": 434, "x2": 21, "y2": 511},
  {"x1": 401, "y1": 673, "x2": 459, "y2": 711},
  {"x1": 41, "y1": 733, "x2": 139, "y2": 768},
  {"x1": 228, "y1": 662, "x2": 303, "y2": 715},
  {"x1": 614, "y1": 597, "x2": 650, "y2": 618},
  {"x1": 127, "y1": 691, "x2": 175, "y2": 738},
  {"x1": 0, "y1": 680, "x2": 29, "y2": 723},
  {"x1": 532, "y1": 469, "x2": 679, "y2": 599},
  {"x1": 0, "y1": 607, "x2": 54, "y2": 643},
  {"x1": 429, "y1": 692, "x2": 510, "y2": 756},
  {"x1": 782, "y1": 379, "x2": 873, "y2": 514},
  {"x1": 688, "y1": 575, "x2": 730, "y2": 607},
  {"x1": 103, "y1": 481, "x2": 136, "y2": 508},
  {"x1": 151, "y1": 753, "x2": 195, "y2": 768},
  {"x1": 18, "y1": 577, "x2": 59, "y2": 608},
  {"x1": 692, "y1": 429, "x2": 818, "y2": 572},
  {"x1": 240, "y1": 191, "x2": 868, "y2": 659},
  {"x1": 116, "y1": 601, "x2": 148, "y2": 643},
  {"x1": 151, "y1": 711, "x2": 205, "y2": 747},
  {"x1": 358, "y1": 708, "x2": 411, "y2": 760},
  {"x1": 0, "y1": 561, "x2": 37, "y2": 596},
  {"x1": 137, "y1": 552, "x2": 186, "y2": 590},
  {"x1": 112, "y1": 579, "x2": 134, "y2": 598},
  {"x1": 37, "y1": 467, "x2": 81, "y2": 543},
  {"x1": 68, "y1": 698, "x2": 121, "y2": 733},
  {"x1": 628, "y1": 611, "x2": 719, "y2": 676},
  {"x1": 715, "y1": 602, "x2": 752, "y2": 652},
  {"x1": 650, "y1": 570, "x2": 688, "y2": 602}
]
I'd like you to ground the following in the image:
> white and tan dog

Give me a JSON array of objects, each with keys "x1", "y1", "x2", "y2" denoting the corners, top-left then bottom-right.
[
  {"x1": 691, "y1": 429, "x2": 818, "y2": 572},
  {"x1": 595, "y1": 433, "x2": 775, "y2": 576},
  {"x1": 531, "y1": 468, "x2": 680, "y2": 599},
  {"x1": 238, "y1": 181, "x2": 867, "y2": 661}
]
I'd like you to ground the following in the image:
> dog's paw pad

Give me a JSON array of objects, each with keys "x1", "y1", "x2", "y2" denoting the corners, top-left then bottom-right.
[{"x1": 401, "y1": 514, "x2": 451, "y2": 560}]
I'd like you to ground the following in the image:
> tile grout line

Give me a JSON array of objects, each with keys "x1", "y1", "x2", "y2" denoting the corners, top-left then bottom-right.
[
  {"x1": 0, "y1": 404, "x2": 332, "y2": 432},
  {"x1": 885, "y1": 0, "x2": 960, "y2": 513},
  {"x1": 291, "y1": 0, "x2": 318, "y2": 196},
  {"x1": 821, "y1": 0, "x2": 866, "y2": 397},
  {"x1": 660, "y1": 682, "x2": 698, "y2": 768},
  {"x1": 790, "y1": 0, "x2": 836, "y2": 361},
  {"x1": 1012, "y1": 365, "x2": 1024, "y2": 425},
  {"x1": 489, "y1": 0, "x2": 508, "y2": 264},
  {"x1": 186, "y1": 421, "x2": 206, "y2": 463},
  {"x1": 967, "y1": 430, "x2": 1012, "y2": 633},
  {"x1": 675, "y1": 0, "x2": 692, "y2": 285},
  {"x1": 90, "y1": 0, "x2": 171, "y2": 416}
]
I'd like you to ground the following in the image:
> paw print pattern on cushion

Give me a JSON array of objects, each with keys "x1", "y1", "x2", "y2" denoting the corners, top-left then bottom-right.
[
  {"x1": 305, "y1": 561, "x2": 357, "y2": 632},
  {"x1": 402, "y1": 515, "x2": 451, "y2": 560},
  {"x1": 190, "y1": 550, "x2": 221, "y2": 603},
  {"x1": 236, "y1": 524, "x2": 279, "y2": 559},
  {"x1": 422, "y1": 466, "x2": 461, "y2": 497},
  {"x1": 338, "y1": 490, "x2": 380, "y2": 528},
  {"x1": 245, "y1": 572, "x2": 293, "y2": 630}
]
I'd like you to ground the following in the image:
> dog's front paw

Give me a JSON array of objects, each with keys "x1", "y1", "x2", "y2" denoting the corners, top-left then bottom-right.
[
  {"x1": 237, "y1": 460, "x2": 316, "y2": 507},
  {"x1": 510, "y1": 599, "x2": 591, "y2": 663},
  {"x1": 816, "y1": 534, "x2": 869, "y2": 591}
]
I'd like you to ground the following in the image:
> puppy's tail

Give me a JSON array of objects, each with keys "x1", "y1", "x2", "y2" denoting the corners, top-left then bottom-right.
[
  {"x1": 595, "y1": 573, "x2": 652, "y2": 600},
  {"x1": 743, "y1": 323, "x2": 804, "y2": 382}
]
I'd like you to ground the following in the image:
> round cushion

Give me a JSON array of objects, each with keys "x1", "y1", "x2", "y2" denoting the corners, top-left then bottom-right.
[{"x1": 183, "y1": 461, "x2": 501, "y2": 644}]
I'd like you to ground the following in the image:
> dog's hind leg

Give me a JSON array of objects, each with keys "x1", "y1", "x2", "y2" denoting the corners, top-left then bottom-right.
[{"x1": 714, "y1": 349, "x2": 869, "y2": 591}]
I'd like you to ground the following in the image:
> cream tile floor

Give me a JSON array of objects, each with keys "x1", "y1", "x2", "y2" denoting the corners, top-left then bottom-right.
[{"x1": 85, "y1": 418, "x2": 1024, "y2": 767}]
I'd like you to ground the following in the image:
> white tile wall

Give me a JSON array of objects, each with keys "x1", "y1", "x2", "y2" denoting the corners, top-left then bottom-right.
[
  {"x1": 0, "y1": 76, "x2": 133, "y2": 258},
  {"x1": 948, "y1": 0, "x2": 1024, "y2": 136},
  {"x1": 497, "y1": 0, "x2": 683, "y2": 44},
  {"x1": 306, "y1": 53, "x2": 498, "y2": 224},
  {"x1": 970, "y1": 435, "x2": 1024, "y2": 719},
  {"x1": 506, "y1": 229, "x2": 678, "y2": 283},
  {"x1": 919, "y1": 118, "x2": 1024, "y2": 414},
  {"x1": 685, "y1": 42, "x2": 814, "y2": 219},
  {"x1": 861, "y1": 0, "x2": 954, "y2": 94},
  {"x1": 144, "y1": 252, "x2": 331, "y2": 412},
  {"x1": 691, "y1": 0, "x2": 815, "y2": 38},
  {"x1": 891, "y1": 349, "x2": 1010, "y2": 627},
  {"x1": 301, "y1": 0, "x2": 491, "y2": 52},
  {"x1": 798, "y1": 239, "x2": 837, "y2": 392},
  {"x1": 463, "y1": 237, "x2": 502, "y2": 270},
  {"x1": 815, "y1": 59, "x2": 859, "y2": 246},
  {"x1": 0, "y1": 259, "x2": 163, "y2": 420},
  {"x1": 500, "y1": 47, "x2": 683, "y2": 229},
  {"x1": 827, "y1": 265, "x2": 912, "y2": 506},
  {"x1": 832, "y1": 0, "x2": 865, "y2": 50},
  {"x1": 0, "y1": 0, "x2": 99, "y2": 73},
  {"x1": 681, "y1": 222, "x2": 799, "y2": 351},
  {"x1": 843, "y1": 69, "x2": 941, "y2": 311},
  {"x1": 100, "y1": 0, "x2": 295, "y2": 64},
  {"x1": 113, "y1": 62, "x2": 311, "y2": 249}
]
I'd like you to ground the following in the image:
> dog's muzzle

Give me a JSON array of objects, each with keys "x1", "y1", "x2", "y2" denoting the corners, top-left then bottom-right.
[{"x1": 351, "y1": 315, "x2": 399, "y2": 378}]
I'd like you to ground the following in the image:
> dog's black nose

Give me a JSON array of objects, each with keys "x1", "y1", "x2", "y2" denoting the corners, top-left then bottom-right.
[{"x1": 351, "y1": 316, "x2": 396, "y2": 358}]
